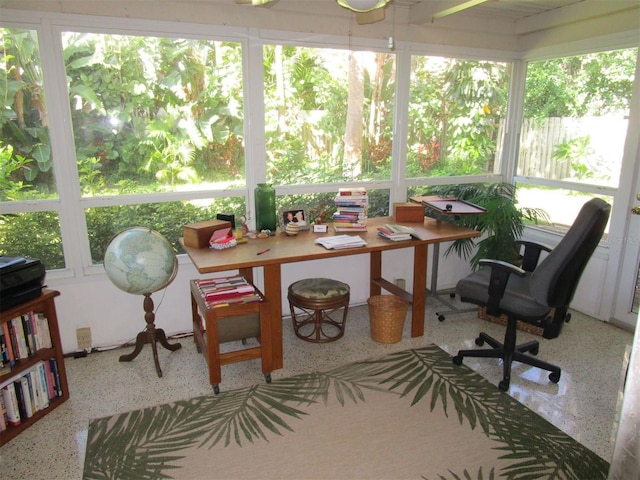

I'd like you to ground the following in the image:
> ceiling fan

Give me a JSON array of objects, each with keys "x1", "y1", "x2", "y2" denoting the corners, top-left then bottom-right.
[{"x1": 235, "y1": 0, "x2": 393, "y2": 25}]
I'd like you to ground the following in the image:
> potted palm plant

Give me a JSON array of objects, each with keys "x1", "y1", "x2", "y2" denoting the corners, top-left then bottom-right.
[{"x1": 426, "y1": 182, "x2": 549, "y2": 270}]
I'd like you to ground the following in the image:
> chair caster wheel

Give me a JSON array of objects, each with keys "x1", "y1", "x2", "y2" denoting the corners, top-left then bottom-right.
[
  {"x1": 449, "y1": 292, "x2": 455, "y2": 298},
  {"x1": 452, "y1": 355, "x2": 463, "y2": 365},
  {"x1": 213, "y1": 385, "x2": 220, "y2": 395},
  {"x1": 475, "y1": 337, "x2": 484, "y2": 346},
  {"x1": 265, "y1": 373, "x2": 272, "y2": 384},
  {"x1": 498, "y1": 379, "x2": 510, "y2": 391},
  {"x1": 549, "y1": 371, "x2": 561, "y2": 383},
  {"x1": 437, "y1": 313, "x2": 445, "y2": 322}
]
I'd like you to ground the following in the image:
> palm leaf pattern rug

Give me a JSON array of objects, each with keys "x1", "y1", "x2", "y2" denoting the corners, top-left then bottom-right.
[{"x1": 84, "y1": 345, "x2": 608, "y2": 479}]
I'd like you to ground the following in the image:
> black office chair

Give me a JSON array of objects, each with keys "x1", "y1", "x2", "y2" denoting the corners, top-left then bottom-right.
[{"x1": 452, "y1": 198, "x2": 611, "y2": 390}]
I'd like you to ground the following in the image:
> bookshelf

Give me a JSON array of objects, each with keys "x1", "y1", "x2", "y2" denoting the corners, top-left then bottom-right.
[{"x1": 0, "y1": 289, "x2": 69, "y2": 446}]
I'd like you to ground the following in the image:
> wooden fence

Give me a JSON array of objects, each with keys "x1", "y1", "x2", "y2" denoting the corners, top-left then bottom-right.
[{"x1": 495, "y1": 116, "x2": 627, "y2": 181}]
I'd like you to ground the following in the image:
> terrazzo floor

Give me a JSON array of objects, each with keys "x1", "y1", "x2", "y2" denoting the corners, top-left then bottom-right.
[{"x1": 0, "y1": 299, "x2": 634, "y2": 479}]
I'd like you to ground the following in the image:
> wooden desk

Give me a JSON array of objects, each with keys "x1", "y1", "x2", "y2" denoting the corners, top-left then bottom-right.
[{"x1": 181, "y1": 216, "x2": 479, "y2": 370}]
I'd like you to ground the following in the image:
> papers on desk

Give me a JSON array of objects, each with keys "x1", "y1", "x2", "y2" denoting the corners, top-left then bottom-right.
[{"x1": 315, "y1": 235, "x2": 367, "y2": 250}]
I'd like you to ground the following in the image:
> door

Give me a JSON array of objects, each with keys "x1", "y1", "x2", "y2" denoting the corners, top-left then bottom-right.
[{"x1": 613, "y1": 192, "x2": 640, "y2": 329}]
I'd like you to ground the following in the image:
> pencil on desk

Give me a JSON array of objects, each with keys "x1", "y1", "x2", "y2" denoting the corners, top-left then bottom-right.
[{"x1": 257, "y1": 248, "x2": 270, "y2": 255}]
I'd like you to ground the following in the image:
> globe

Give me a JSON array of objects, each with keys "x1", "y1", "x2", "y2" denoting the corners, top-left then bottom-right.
[{"x1": 104, "y1": 227, "x2": 178, "y2": 295}]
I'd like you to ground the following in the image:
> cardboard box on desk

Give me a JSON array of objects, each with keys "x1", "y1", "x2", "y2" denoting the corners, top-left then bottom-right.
[
  {"x1": 393, "y1": 202, "x2": 424, "y2": 223},
  {"x1": 183, "y1": 219, "x2": 232, "y2": 249}
]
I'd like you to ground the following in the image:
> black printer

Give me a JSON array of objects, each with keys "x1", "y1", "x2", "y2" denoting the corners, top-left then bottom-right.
[{"x1": 0, "y1": 256, "x2": 46, "y2": 311}]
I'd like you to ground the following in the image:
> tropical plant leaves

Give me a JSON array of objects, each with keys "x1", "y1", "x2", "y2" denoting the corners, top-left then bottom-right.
[{"x1": 83, "y1": 345, "x2": 608, "y2": 479}]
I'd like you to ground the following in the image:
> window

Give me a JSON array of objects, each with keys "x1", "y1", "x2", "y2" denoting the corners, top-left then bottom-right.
[
  {"x1": 1, "y1": 29, "x2": 249, "y2": 266},
  {"x1": 515, "y1": 48, "x2": 638, "y2": 229},
  {"x1": 263, "y1": 45, "x2": 394, "y2": 219},
  {"x1": 407, "y1": 56, "x2": 510, "y2": 179},
  {"x1": 0, "y1": 27, "x2": 65, "y2": 269},
  {"x1": 264, "y1": 46, "x2": 395, "y2": 184},
  {"x1": 63, "y1": 32, "x2": 247, "y2": 263}
]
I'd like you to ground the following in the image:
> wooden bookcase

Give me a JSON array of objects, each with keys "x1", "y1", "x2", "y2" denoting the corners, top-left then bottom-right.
[{"x1": 0, "y1": 289, "x2": 69, "y2": 446}]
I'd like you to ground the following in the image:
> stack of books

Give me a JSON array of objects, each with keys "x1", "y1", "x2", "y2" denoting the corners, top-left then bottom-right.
[
  {"x1": 195, "y1": 276, "x2": 261, "y2": 309},
  {"x1": 377, "y1": 223, "x2": 430, "y2": 242},
  {"x1": 332, "y1": 187, "x2": 368, "y2": 232},
  {"x1": 377, "y1": 225, "x2": 412, "y2": 241}
]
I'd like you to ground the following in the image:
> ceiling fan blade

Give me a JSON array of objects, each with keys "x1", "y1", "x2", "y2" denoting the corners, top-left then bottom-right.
[{"x1": 355, "y1": 9, "x2": 386, "y2": 25}]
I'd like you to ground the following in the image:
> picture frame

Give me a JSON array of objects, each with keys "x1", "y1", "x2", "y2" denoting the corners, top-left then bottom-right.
[{"x1": 278, "y1": 206, "x2": 310, "y2": 231}]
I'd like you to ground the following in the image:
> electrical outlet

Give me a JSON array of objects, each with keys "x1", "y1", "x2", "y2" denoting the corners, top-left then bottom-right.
[
  {"x1": 76, "y1": 327, "x2": 92, "y2": 351},
  {"x1": 394, "y1": 278, "x2": 406, "y2": 290}
]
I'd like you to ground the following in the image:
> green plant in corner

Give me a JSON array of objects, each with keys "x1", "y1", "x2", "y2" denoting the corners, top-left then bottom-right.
[{"x1": 427, "y1": 182, "x2": 549, "y2": 270}]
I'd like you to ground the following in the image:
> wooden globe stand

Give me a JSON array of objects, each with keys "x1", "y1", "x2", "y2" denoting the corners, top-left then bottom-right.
[{"x1": 119, "y1": 293, "x2": 182, "y2": 377}]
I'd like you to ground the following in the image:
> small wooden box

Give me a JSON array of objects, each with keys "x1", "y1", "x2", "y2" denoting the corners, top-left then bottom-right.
[
  {"x1": 183, "y1": 219, "x2": 232, "y2": 249},
  {"x1": 393, "y1": 203, "x2": 424, "y2": 223}
]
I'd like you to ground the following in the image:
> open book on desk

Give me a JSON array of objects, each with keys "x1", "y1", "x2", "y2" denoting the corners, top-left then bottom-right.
[
  {"x1": 378, "y1": 224, "x2": 431, "y2": 241},
  {"x1": 315, "y1": 235, "x2": 367, "y2": 250}
]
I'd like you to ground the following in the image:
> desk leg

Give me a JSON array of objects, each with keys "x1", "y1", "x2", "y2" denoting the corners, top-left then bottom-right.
[
  {"x1": 263, "y1": 263, "x2": 283, "y2": 370},
  {"x1": 411, "y1": 243, "x2": 428, "y2": 337},
  {"x1": 370, "y1": 251, "x2": 382, "y2": 297}
]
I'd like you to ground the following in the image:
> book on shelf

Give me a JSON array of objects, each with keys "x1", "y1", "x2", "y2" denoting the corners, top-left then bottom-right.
[
  {"x1": 16, "y1": 376, "x2": 33, "y2": 419},
  {"x1": 315, "y1": 235, "x2": 367, "y2": 250},
  {"x1": 0, "y1": 392, "x2": 7, "y2": 431},
  {"x1": 49, "y1": 358, "x2": 63, "y2": 397},
  {"x1": 36, "y1": 313, "x2": 52, "y2": 350},
  {"x1": 2, "y1": 382, "x2": 21, "y2": 427}
]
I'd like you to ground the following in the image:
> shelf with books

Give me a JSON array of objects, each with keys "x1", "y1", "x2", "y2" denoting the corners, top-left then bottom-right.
[{"x1": 0, "y1": 289, "x2": 69, "y2": 446}]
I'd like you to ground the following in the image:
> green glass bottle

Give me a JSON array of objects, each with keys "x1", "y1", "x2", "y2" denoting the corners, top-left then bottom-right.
[{"x1": 255, "y1": 183, "x2": 277, "y2": 232}]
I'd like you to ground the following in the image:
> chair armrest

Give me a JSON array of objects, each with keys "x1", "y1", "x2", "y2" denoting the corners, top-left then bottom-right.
[
  {"x1": 478, "y1": 259, "x2": 526, "y2": 316},
  {"x1": 516, "y1": 240, "x2": 553, "y2": 272}
]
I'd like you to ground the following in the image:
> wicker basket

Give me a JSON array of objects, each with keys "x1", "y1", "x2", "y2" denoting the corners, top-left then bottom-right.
[
  {"x1": 368, "y1": 295, "x2": 408, "y2": 344},
  {"x1": 478, "y1": 306, "x2": 544, "y2": 336}
]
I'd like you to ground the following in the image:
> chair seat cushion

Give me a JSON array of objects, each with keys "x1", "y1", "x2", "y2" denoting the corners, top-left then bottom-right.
[
  {"x1": 456, "y1": 268, "x2": 550, "y2": 322},
  {"x1": 290, "y1": 278, "x2": 350, "y2": 300}
]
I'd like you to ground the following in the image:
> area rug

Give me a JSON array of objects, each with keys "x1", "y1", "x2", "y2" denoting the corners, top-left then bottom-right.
[{"x1": 83, "y1": 345, "x2": 608, "y2": 479}]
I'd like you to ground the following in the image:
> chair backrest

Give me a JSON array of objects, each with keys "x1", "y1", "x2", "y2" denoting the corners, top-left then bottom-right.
[{"x1": 529, "y1": 198, "x2": 611, "y2": 308}]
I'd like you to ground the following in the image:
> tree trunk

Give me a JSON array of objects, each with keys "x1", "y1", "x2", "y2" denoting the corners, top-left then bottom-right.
[{"x1": 344, "y1": 53, "x2": 364, "y2": 178}]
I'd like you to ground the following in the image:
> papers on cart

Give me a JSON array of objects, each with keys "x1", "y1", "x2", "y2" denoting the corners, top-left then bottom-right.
[{"x1": 315, "y1": 235, "x2": 367, "y2": 250}]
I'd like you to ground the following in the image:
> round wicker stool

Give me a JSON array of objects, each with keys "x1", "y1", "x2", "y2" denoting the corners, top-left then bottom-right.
[{"x1": 288, "y1": 278, "x2": 350, "y2": 343}]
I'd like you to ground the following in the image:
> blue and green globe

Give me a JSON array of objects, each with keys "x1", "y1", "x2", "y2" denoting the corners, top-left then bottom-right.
[{"x1": 104, "y1": 227, "x2": 178, "y2": 295}]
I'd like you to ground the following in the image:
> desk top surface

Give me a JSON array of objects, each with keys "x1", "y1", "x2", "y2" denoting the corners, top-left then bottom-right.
[{"x1": 181, "y1": 216, "x2": 479, "y2": 274}]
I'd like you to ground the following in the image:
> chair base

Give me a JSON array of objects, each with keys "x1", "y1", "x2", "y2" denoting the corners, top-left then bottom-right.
[{"x1": 452, "y1": 316, "x2": 561, "y2": 391}]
